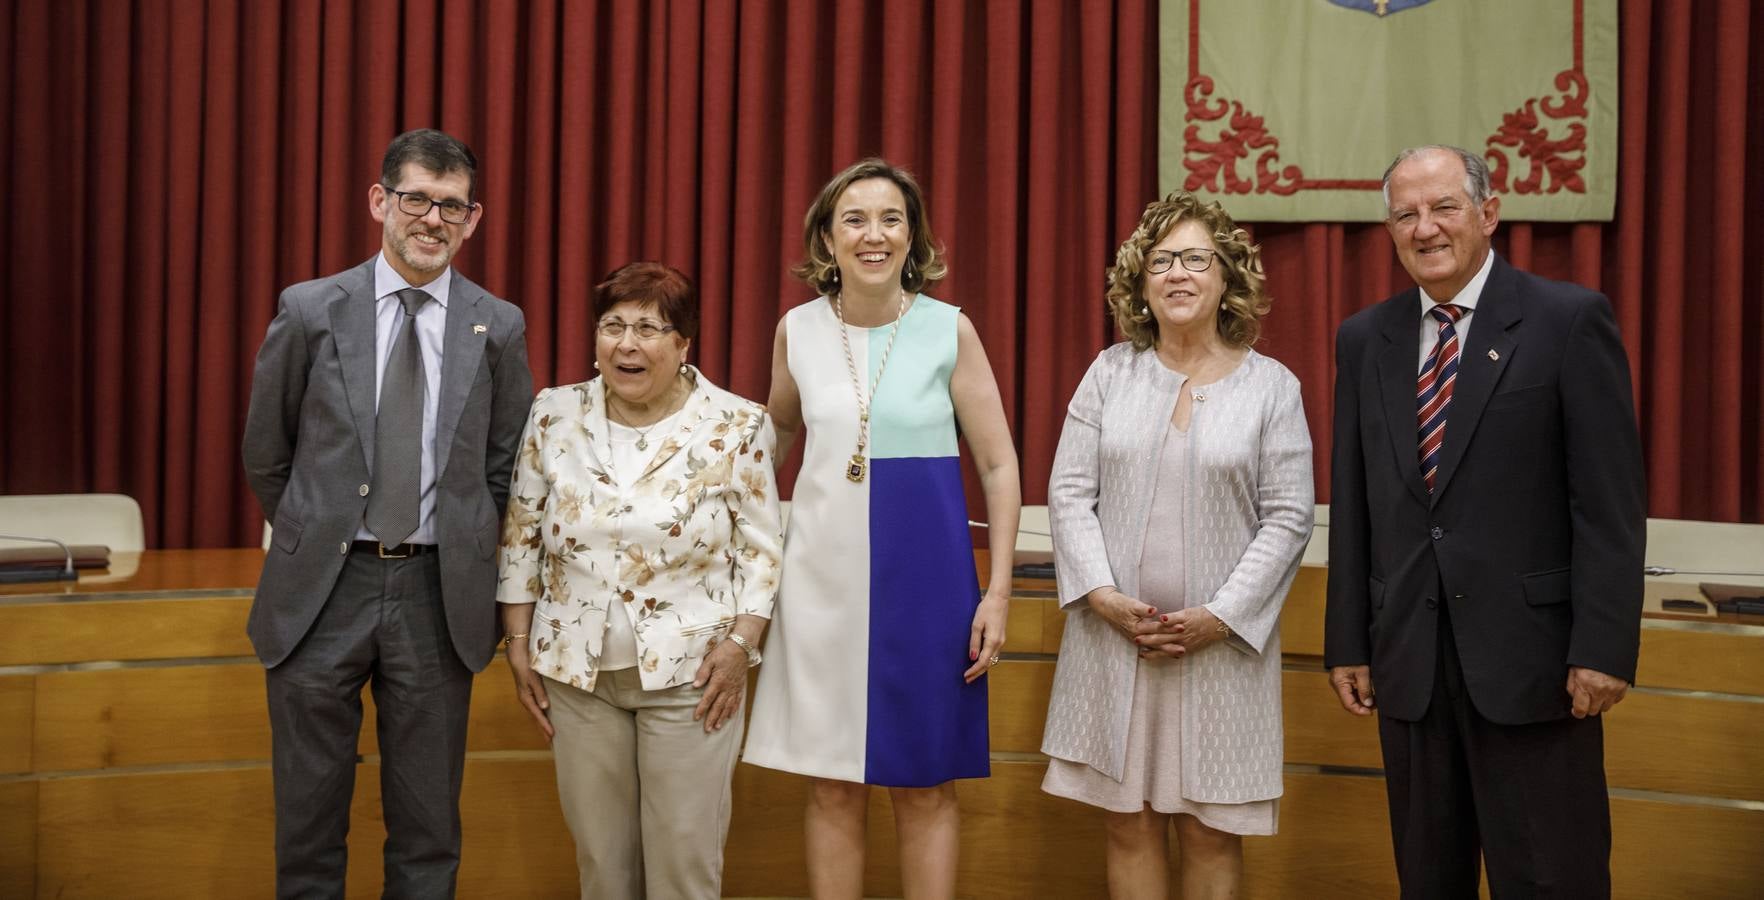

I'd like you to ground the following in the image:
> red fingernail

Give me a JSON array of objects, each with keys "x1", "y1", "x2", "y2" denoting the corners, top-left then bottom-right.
[
  {"x1": 1159, "y1": 615, "x2": 1169, "y2": 623},
  {"x1": 971, "y1": 650, "x2": 978, "y2": 660}
]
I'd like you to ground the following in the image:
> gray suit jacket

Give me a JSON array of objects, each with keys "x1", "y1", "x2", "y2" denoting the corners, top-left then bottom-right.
[{"x1": 243, "y1": 257, "x2": 533, "y2": 672}]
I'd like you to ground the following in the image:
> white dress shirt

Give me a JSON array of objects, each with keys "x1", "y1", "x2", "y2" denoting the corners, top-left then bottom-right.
[
  {"x1": 354, "y1": 253, "x2": 449, "y2": 545},
  {"x1": 1416, "y1": 250, "x2": 1495, "y2": 373}
]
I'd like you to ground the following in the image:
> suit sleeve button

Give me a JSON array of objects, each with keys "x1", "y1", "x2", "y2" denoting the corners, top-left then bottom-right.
[
  {"x1": 1425, "y1": 596, "x2": 1438, "y2": 609},
  {"x1": 1430, "y1": 526, "x2": 1444, "y2": 540},
  {"x1": 359, "y1": 484, "x2": 370, "y2": 497}
]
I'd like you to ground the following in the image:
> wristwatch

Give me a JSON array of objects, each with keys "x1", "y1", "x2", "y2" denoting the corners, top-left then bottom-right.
[{"x1": 726, "y1": 633, "x2": 762, "y2": 667}]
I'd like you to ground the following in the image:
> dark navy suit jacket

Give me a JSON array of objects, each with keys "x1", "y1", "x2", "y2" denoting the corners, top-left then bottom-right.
[{"x1": 1324, "y1": 254, "x2": 1645, "y2": 724}]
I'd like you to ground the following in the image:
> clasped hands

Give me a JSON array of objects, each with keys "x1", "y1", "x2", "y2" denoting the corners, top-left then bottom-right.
[{"x1": 1087, "y1": 587, "x2": 1227, "y2": 659}]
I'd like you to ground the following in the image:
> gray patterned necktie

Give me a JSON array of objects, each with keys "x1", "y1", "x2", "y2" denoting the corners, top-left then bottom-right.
[{"x1": 364, "y1": 288, "x2": 428, "y2": 546}]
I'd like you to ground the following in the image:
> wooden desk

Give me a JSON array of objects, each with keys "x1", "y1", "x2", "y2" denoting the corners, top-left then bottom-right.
[{"x1": 2, "y1": 550, "x2": 1760, "y2": 898}]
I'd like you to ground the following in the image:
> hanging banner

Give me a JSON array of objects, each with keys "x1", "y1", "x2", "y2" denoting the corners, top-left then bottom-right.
[{"x1": 1159, "y1": 0, "x2": 1617, "y2": 221}]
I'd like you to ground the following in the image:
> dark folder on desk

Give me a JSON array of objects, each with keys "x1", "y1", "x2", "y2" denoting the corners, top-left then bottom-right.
[
  {"x1": 0, "y1": 544, "x2": 111, "y2": 572},
  {"x1": 1702, "y1": 582, "x2": 1764, "y2": 616}
]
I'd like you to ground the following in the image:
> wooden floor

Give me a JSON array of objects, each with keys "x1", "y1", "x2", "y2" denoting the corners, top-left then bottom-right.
[{"x1": 2, "y1": 549, "x2": 1761, "y2": 898}]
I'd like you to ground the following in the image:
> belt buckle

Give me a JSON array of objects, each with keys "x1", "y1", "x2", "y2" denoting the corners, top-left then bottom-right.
[{"x1": 377, "y1": 542, "x2": 410, "y2": 559}]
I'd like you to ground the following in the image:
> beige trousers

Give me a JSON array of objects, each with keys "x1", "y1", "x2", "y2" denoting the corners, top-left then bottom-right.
[{"x1": 545, "y1": 668, "x2": 744, "y2": 900}]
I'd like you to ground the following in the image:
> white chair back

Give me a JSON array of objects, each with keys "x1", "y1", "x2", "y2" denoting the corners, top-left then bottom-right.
[{"x1": 0, "y1": 493, "x2": 146, "y2": 552}]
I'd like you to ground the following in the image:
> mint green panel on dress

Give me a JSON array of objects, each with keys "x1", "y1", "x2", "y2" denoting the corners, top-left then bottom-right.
[{"x1": 866, "y1": 296, "x2": 960, "y2": 460}]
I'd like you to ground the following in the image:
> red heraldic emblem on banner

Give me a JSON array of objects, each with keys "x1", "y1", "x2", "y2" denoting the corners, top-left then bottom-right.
[{"x1": 1160, "y1": 0, "x2": 1616, "y2": 221}]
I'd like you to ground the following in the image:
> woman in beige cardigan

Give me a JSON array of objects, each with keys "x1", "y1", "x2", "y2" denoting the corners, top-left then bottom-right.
[
  {"x1": 496, "y1": 262, "x2": 783, "y2": 899},
  {"x1": 1041, "y1": 193, "x2": 1314, "y2": 900}
]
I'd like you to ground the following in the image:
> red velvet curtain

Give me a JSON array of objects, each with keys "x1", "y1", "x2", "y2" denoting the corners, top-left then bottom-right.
[{"x1": 1, "y1": 0, "x2": 1757, "y2": 549}]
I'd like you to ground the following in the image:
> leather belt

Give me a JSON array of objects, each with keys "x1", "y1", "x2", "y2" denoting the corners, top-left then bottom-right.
[{"x1": 350, "y1": 540, "x2": 437, "y2": 559}]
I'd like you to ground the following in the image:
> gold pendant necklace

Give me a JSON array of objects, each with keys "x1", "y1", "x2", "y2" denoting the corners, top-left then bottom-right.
[
  {"x1": 606, "y1": 378, "x2": 684, "y2": 452},
  {"x1": 833, "y1": 288, "x2": 909, "y2": 483},
  {"x1": 610, "y1": 409, "x2": 657, "y2": 450}
]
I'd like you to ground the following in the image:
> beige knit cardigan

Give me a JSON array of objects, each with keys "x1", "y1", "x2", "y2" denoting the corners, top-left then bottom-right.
[{"x1": 1040, "y1": 343, "x2": 1314, "y2": 801}]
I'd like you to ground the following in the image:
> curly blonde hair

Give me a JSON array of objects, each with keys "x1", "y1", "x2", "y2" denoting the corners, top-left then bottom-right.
[
  {"x1": 1106, "y1": 192, "x2": 1270, "y2": 351},
  {"x1": 792, "y1": 158, "x2": 948, "y2": 295}
]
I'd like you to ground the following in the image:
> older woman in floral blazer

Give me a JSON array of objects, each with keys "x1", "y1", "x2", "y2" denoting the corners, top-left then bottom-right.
[{"x1": 496, "y1": 262, "x2": 782, "y2": 900}]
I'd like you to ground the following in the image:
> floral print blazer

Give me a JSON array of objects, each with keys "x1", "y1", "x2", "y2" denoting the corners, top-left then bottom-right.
[{"x1": 496, "y1": 368, "x2": 783, "y2": 692}]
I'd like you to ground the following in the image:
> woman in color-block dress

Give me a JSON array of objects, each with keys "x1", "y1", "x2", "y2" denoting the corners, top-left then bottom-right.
[{"x1": 743, "y1": 158, "x2": 1021, "y2": 897}]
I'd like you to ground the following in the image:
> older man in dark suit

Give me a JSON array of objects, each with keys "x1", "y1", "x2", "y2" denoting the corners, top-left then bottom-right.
[
  {"x1": 1325, "y1": 145, "x2": 1645, "y2": 898},
  {"x1": 243, "y1": 128, "x2": 532, "y2": 898}
]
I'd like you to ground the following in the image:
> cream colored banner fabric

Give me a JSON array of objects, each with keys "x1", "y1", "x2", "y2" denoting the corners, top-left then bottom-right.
[{"x1": 1159, "y1": 0, "x2": 1617, "y2": 222}]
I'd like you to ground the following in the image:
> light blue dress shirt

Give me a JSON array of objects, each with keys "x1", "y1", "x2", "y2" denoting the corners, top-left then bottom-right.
[{"x1": 353, "y1": 253, "x2": 449, "y2": 545}]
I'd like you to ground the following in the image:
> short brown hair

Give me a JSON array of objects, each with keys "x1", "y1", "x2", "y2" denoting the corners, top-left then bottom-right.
[
  {"x1": 792, "y1": 158, "x2": 947, "y2": 295},
  {"x1": 593, "y1": 262, "x2": 699, "y2": 339},
  {"x1": 1106, "y1": 192, "x2": 1269, "y2": 350},
  {"x1": 381, "y1": 129, "x2": 479, "y2": 201}
]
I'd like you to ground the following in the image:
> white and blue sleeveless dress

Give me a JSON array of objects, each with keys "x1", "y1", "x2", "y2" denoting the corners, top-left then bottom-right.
[{"x1": 743, "y1": 295, "x2": 989, "y2": 787}]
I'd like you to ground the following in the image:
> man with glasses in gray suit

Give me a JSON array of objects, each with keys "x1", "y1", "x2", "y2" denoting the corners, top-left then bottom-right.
[{"x1": 243, "y1": 128, "x2": 532, "y2": 898}]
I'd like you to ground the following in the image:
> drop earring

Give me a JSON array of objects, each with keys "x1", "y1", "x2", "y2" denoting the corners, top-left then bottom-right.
[
  {"x1": 679, "y1": 362, "x2": 689, "y2": 375},
  {"x1": 593, "y1": 361, "x2": 600, "y2": 371}
]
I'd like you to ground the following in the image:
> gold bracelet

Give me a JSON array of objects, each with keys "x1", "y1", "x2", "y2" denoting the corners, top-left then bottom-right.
[{"x1": 503, "y1": 632, "x2": 530, "y2": 646}]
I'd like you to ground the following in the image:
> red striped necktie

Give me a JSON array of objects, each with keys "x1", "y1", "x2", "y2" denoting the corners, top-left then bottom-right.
[{"x1": 1417, "y1": 303, "x2": 1466, "y2": 492}]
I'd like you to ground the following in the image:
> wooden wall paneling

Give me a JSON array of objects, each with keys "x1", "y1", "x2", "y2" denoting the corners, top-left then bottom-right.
[
  {"x1": 1635, "y1": 626, "x2": 1764, "y2": 695},
  {"x1": 987, "y1": 661, "x2": 1055, "y2": 754},
  {"x1": 1278, "y1": 566, "x2": 1329, "y2": 657},
  {"x1": 1002, "y1": 596, "x2": 1045, "y2": 653},
  {"x1": 27, "y1": 659, "x2": 556, "y2": 776},
  {"x1": 0, "y1": 675, "x2": 33, "y2": 774},
  {"x1": 1602, "y1": 691, "x2": 1764, "y2": 800},
  {"x1": 462, "y1": 659, "x2": 562, "y2": 754},
  {"x1": 0, "y1": 780, "x2": 37, "y2": 898},
  {"x1": 34, "y1": 665, "x2": 269, "y2": 771},
  {"x1": 1244, "y1": 772, "x2": 1399, "y2": 898},
  {"x1": 1282, "y1": 670, "x2": 1384, "y2": 769},
  {"x1": 18, "y1": 755, "x2": 1764, "y2": 898},
  {"x1": 1608, "y1": 796, "x2": 1764, "y2": 899},
  {"x1": 723, "y1": 763, "x2": 813, "y2": 897},
  {"x1": 453, "y1": 757, "x2": 577, "y2": 897},
  {"x1": 35, "y1": 768, "x2": 276, "y2": 898},
  {"x1": 1040, "y1": 597, "x2": 1068, "y2": 652},
  {"x1": 0, "y1": 596, "x2": 254, "y2": 666}
]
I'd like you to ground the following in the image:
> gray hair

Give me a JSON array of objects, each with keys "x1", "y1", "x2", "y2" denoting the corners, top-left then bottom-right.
[{"x1": 1381, "y1": 145, "x2": 1493, "y2": 213}]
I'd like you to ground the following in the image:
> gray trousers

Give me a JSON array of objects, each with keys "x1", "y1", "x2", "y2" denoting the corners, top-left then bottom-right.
[{"x1": 266, "y1": 550, "x2": 473, "y2": 900}]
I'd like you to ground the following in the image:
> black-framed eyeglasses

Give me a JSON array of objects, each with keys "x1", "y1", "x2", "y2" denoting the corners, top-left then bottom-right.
[
  {"x1": 1146, "y1": 248, "x2": 1219, "y2": 274},
  {"x1": 384, "y1": 186, "x2": 478, "y2": 224},
  {"x1": 597, "y1": 318, "x2": 677, "y2": 340}
]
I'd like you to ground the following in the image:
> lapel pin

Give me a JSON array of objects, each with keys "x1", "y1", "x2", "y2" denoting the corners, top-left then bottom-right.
[
  {"x1": 1487, "y1": 349, "x2": 1499, "y2": 361},
  {"x1": 472, "y1": 324, "x2": 488, "y2": 335}
]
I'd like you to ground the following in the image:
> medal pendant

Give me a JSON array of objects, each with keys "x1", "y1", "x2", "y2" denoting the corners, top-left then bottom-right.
[
  {"x1": 845, "y1": 454, "x2": 867, "y2": 483},
  {"x1": 636, "y1": 437, "x2": 648, "y2": 451}
]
